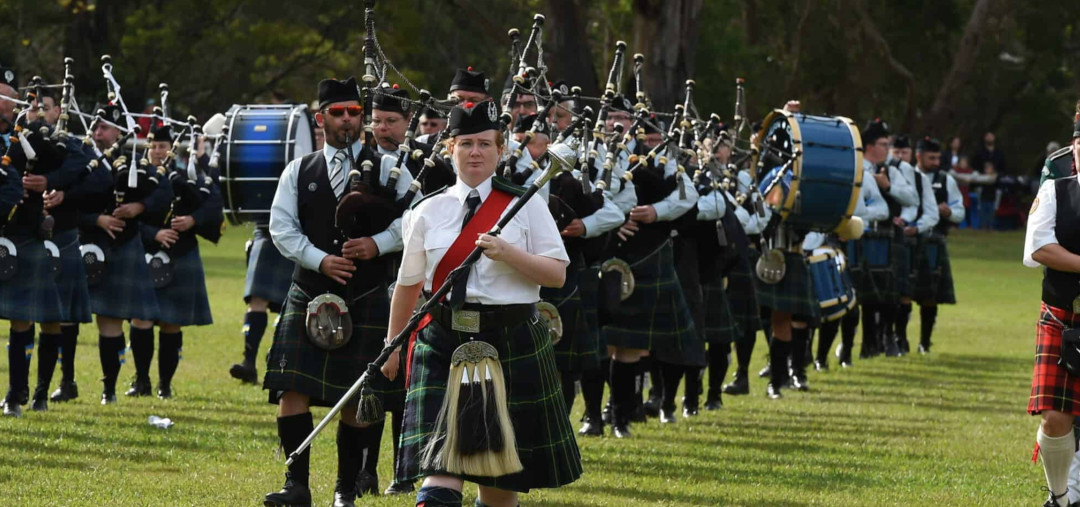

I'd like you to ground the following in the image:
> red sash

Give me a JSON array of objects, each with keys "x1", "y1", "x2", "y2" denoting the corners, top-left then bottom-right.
[{"x1": 405, "y1": 187, "x2": 515, "y2": 385}]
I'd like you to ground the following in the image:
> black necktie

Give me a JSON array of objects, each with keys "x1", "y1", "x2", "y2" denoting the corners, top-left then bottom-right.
[{"x1": 449, "y1": 191, "x2": 482, "y2": 310}]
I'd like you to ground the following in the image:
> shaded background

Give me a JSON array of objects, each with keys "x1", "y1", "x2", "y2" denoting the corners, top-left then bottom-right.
[{"x1": 4, "y1": 0, "x2": 1079, "y2": 177}]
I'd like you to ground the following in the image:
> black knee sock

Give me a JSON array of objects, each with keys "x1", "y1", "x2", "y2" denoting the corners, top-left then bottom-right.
[
  {"x1": 98, "y1": 334, "x2": 125, "y2": 393},
  {"x1": 7, "y1": 328, "x2": 34, "y2": 398},
  {"x1": 35, "y1": 332, "x2": 61, "y2": 393},
  {"x1": 337, "y1": 422, "x2": 363, "y2": 491},
  {"x1": 278, "y1": 412, "x2": 313, "y2": 487},
  {"x1": 790, "y1": 327, "x2": 809, "y2": 374},
  {"x1": 581, "y1": 363, "x2": 606, "y2": 421},
  {"x1": 920, "y1": 305, "x2": 938, "y2": 348},
  {"x1": 361, "y1": 419, "x2": 384, "y2": 476},
  {"x1": 242, "y1": 311, "x2": 268, "y2": 365},
  {"x1": 158, "y1": 330, "x2": 182, "y2": 387},
  {"x1": 840, "y1": 306, "x2": 859, "y2": 360},
  {"x1": 59, "y1": 325, "x2": 78, "y2": 383},
  {"x1": 769, "y1": 339, "x2": 790, "y2": 387},
  {"x1": 734, "y1": 330, "x2": 755, "y2": 374},
  {"x1": 659, "y1": 361, "x2": 683, "y2": 412},
  {"x1": 707, "y1": 342, "x2": 730, "y2": 399},
  {"x1": 685, "y1": 366, "x2": 704, "y2": 407},
  {"x1": 128, "y1": 327, "x2": 155, "y2": 383},
  {"x1": 610, "y1": 360, "x2": 637, "y2": 425},
  {"x1": 643, "y1": 356, "x2": 659, "y2": 401},
  {"x1": 897, "y1": 303, "x2": 912, "y2": 344},
  {"x1": 817, "y1": 320, "x2": 840, "y2": 363},
  {"x1": 860, "y1": 305, "x2": 878, "y2": 354}
]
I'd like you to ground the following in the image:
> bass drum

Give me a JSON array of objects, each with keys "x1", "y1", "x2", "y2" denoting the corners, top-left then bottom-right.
[
  {"x1": 752, "y1": 109, "x2": 863, "y2": 234},
  {"x1": 223, "y1": 104, "x2": 315, "y2": 225}
]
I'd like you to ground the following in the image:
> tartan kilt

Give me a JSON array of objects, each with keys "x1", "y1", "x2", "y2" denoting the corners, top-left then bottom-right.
[
  {"x1": 912, "y1": 236, "x2": 957, "y2": 305},
  {"x1": 0, "y1": 235, "x2": 64, "y2": 323},
  {"x1": 895, "y1": 238, "x2": 916, "y2": 298},
  {"x1": 846, "y1": 236, "x2": 898, "y2": 305},
  {"x1": 1028, "y1": 303, "x2": 1080, "y2": 417},
  {"x1": 54, "y1": 229, "x2": 92, "y2": 324},
  {"x1": 702, "y1": 279, "x2": 738, "y2": 345},
  {"x1": 244, "y1": 228, "x2": 294, "y2": 313},
  {"x1": 397, "y1": 308, "x2": 583, "y2": 492},
  {"x1": 88, "y1": 235, "x2": 160, "y2": 321},
  {"x1": 755, "y1": 250, "x2": 819, "y2": 319},
  {"x1": 542, "y1": 253, "x2": 601, "y2": 373},
  {"x1": 601, "y1": 240, "x2": 699, "y2": 359},
  {"x1": 727, "y1": 252, "x2": 760, "y2": 338},
  {"x1": 262, "y1": 283, "x2": 394, "y2": 407},
  {"x1": 155, "y1": 244, "x2": 213, "y2": 326}
]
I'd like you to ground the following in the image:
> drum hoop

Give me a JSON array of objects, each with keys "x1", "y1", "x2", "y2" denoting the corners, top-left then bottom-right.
[
  {"x1": 751, "y1": 109, "x2": 803, "y2": 223},
  {"x1": 834, "y1": 115, "x2": 864, "y2": 234},
  {"x1": 225, "y1": 106, "x2": 239, "y2": 224}
]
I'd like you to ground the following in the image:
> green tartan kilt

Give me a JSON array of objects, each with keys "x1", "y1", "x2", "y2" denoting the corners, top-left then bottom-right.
[
  {"x1": 543, "y1": 253, "x2": 602, "y2": 373},
  {"x1": 262, "y1": 283, "x2": 396, "y2": 407},
  {"x1": 727, "y1": 252, "x2": 760, "y2": 338},
  {"x1": 895, "y1": 239, "x2": 916, "y2": 298},
  {"x1": 912, "y1": 236, "x2": 956, "y2": 305},
  {"x1": 754, "y1": 250, "x2": 819, "y2": 319},
  {"x1": 396, "y1": 307, "x2": 583, "y2": 492},
  {"x1": 703, "y1": 279, "x2": 738, "y2": 345},
  {"x1": 601, "y1": 240, "x2": 698, "y2": 358}
]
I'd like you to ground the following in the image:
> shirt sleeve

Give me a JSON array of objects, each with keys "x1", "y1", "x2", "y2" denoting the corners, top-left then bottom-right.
[
  {"x1": 1024, "y1": 180, "x2": 1059, "y2": 268},
  {"x1": 582, "y1": 190, "x2": 627, "y2": 238},
  {"x1": 611, "y1": 178, "x2": 637, "y2": 214},
  {"x1": 652, "y1": 152, "x2": 699, "y2": 221},
  {"x1": 887, "y1": 164, "x2": 918, "y2": 206},
  {"x1": 858, "y1": 170, "x2": 889, "y2": 223},
  {"x1": 269, "y1": 158, "x2": 329, "y2": 272},
  {"x1": 945, "y1": 174, "x2": 965, "y2": 224},
  {"x1": 370, "y1": 155, "x2": 416, "y2": 255},
  {"x1": 696, "y1": 189, "x2": 727, "y2": 221},
  {"x1": 397, "y1": 206, "x2": 428, "y2": 286},
  {"x1": 524, "y1": 196, "x2": 570, "y2": 264}
]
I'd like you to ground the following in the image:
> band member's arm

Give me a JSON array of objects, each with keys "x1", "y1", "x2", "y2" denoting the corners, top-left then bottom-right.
[
  {"x1": 858, "y1": 169, "x2": 889, "y2": 223},
  {"x1": 802, "y1": 231, "x2": 826, "y2": 251},
  {"x1": 582, "y1": 189, "x2": 628, "y2": 238},
  {"x1": 610, "y1": 178, "x2": 637, "y2": 215},
  {"x1": 695, "y1": 186, "x2": 727, "y2": 221},
  {"x1": 479, "y1": 197, "x2": 569, "y2": 288},
  {"x1": 269, "y1": 158, "x2": 329, "y2": 271},
  {"x1": 1025, "y1": 180, "x2": 1061, "y2": 269},
  {"x1": 886, "y1": 163, "x2": 918, "y2": 206},
  {"x1": 912, "y1": 172, "x2": 940, "y2": 234},
  {"x1": 370, "y1": 155, "x2": 418, "y2": 256},
  {"x1": 650, "y1": 152, "x2": 699, "y2": 222}
]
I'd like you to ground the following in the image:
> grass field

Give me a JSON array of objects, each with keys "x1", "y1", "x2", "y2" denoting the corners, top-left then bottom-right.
[{"x1": 0, "y1": 227, "x2": 1045, "y2": 506}]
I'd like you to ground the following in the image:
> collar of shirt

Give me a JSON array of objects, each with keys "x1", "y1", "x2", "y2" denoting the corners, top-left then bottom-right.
[
  {"x1": 322, "y1": 139, "x2": 363, "y2": 168},
  {"x1": 377, "y1": 144, "x2": 398, "y2": 157},
  {"x1": 450, "y1": 175, "x2": 494, "y2": 205}
]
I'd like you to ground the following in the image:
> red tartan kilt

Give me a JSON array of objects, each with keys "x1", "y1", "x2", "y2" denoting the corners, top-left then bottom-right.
[{"x1": 1028, "y1": 302, "x2": 1080, "y2": 417}]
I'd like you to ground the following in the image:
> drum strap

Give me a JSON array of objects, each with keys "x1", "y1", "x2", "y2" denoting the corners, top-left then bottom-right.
[
  {"x1": 430, "y1": 188, "x2": 515, "y2": 295},
  {"x1": 914, "y1": 170, "x2": 925, "y2": 223}
]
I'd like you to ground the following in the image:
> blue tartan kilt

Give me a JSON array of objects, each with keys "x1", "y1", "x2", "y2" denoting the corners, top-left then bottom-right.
[
  {"x1": 601, "y1": 240, "x2": 699, "y2": 360},
  {"x1": 543, "y1": 253, "x2": 602, "y2": 373},
  {"x1": 0, "y1": 235, "x2": 64, "y2": 323},
  {"x1": 703, "y1": 279, "x2": 738, "y2": 345},
  {"x1": 397, "y1": 308, "x2": 583, "y2": 492},
  {"x1": 263, "y1": 283, "x2": 394, "y2": 407},
  {"x1": 754, "y1": 250, "x2": 819, "y2": 319},
  {"x1": 54, "y1": 229, "x2": 92, "y2": 324},
  {"x1": 727, "y1": 252, "x2": 760, "y2": 339},
  {"x1": 88, "y1": 234, "x2": 160, "y2": 321},
  {"x1": 155, "y1": 244, "x2": 213, "y2": 326},
  {"x1": 244, "y1": 228, "x2": 294, "y2": 313}
]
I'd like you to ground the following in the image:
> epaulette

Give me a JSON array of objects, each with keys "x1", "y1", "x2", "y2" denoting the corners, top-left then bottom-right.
[
  {"x1": 409, "y1": 185, "x2": 448, "y2": 210},
  {"x1": 1048, "y1": 145, "x2": 1072, "y2": 162},
  {"x1": 492, "y1": 176, "x2": 527, "y2": 197}
]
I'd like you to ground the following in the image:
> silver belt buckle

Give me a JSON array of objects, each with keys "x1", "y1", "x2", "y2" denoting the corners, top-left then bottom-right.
[{"x1": 451, "y1": 310, "x2": 481, "y2": 333}]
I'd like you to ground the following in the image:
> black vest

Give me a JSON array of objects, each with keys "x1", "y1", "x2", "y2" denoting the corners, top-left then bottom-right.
[
  {"x1": 618, "y1": 160, "x2": 677, "y2": 262},
  {"x1": 292, "y1": 151, "x2": 390, "y2": 297},
  {"x1": 880, "y1": 161, "x2": 903, "y2": 219},
  {"x1": 929, "y1": 169, "x2": 951, "y2": 236},
  {"x1": 1042, "y1": 177, "x2": 1080, "y2": 310}
]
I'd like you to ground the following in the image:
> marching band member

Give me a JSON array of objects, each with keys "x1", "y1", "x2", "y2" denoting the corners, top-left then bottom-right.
[{"x1": 892, "y1": 136, "x2": 940, "y2": 355}]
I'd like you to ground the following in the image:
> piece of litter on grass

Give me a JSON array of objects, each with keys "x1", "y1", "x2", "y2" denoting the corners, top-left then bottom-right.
[{"x1": 149, "y1": 415, "x2": 174, "y2": 429}]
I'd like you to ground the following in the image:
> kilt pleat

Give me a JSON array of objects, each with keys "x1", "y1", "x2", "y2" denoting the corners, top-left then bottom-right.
[
  {"x1": 726, "y1": 252, "x2": 760, "y2": 338},
  {"x1": 396, "y1": 311, "x2": 583, "y2": 492},
  {"x1": 1029, "y1": 303, "x2": 1080, "y2": 417},
  {"x1": 54, "y1": 229, "x2": 92, "y2": 324},
  {"x1": 754, "y1": 250, "x2": 819, "y2": 318},
  {"x1": 263, "y1": 283, "x2": 395, "y2": 407},
  {"x1": 155, "y1": 244, "x2": 213, "y2": 326},
  {"x1": 88, "y1": 235, "x2": 160, "y2": 321},
  {"x1": 543, "y1": 253, "x2": 602, "y2": 373},
  {"x1": 895, "y1": 239, "x2": 915, "y2": 298},
  {"x1": 0, "y1": 235, "x2": 64, "y2": 323},
  {"x1": 703, "y1": 280, "x2": 738, "y2": 345},
  {"x1": 601, "y1": 240, "x2": 699, "y2": 359},
  {"x1": 244, "y1": 228, "x2": 294, "y2": 313},
  {"x1": 912, "y1": 237, "x2": 956, "y2": 305}
]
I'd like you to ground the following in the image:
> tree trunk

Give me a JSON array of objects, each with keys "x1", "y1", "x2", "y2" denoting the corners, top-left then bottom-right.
[
  {"x1": 922, "y1": 0, "x2": 1003, "y2": 131},
  {"x1": 544, "y1": 0, "x2": 600, "y2": 98},
  {"x1": 633, "y1": 0, "x2": 704, "y2": 114}
]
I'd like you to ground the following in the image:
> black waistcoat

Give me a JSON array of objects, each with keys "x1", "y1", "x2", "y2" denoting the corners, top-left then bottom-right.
[
  {"x1": 1042, "y1": 177, "x2": 1080, "y2": 310},
  {"x1": 880, "y1": 161, "x2": 904, "y2": 219},
  {"x1": 929, "y1": 169, "x2": 951, "y2": 236}
]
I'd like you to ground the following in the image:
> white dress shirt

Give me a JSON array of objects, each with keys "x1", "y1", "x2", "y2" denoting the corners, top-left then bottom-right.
[
  {"x1": 398, "y1": 175, "x2": 570, "y2": 304},
  {"x1": 884, "y1": 159, "x2": 919, "y2": 207},
  {"x1": 899, "y1": 168, "x2": 940, "y2": 234},
  {"x1": 269, "y1": 140, "x2": 415, "y2": 272},
  {"x1": 735, "y1": 170, "x2": 771, "y2": 235},
  {"x1": 923, "y1": 167, "x2": 966, "y2": 226},
  {"x1": 857, "y1": 159, "x2": 889, "y2": 224},
  {"x1": 619, "y1": 139, "x2": 698, "y2": 221},
  {"x1": 1024, "y1": 176, "x2": 1075, "y2": 268}
]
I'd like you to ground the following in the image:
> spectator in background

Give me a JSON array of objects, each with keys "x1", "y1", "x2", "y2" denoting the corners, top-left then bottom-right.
[
  {"x1": 972, "y1": 131, "x2": 1006, "y2": 175},
  {"x1": 950, "y1": 156, "x2": 974, "y2": 228},
  {"x1": 135, "y1": 99, "x2": 155, "y2": 139},
  {"x1": 978, "y1": 160, "x2": 998, "y2": 230},
  {"x1": 942, "y1": 136, "x2": 963, "y2": 172}
]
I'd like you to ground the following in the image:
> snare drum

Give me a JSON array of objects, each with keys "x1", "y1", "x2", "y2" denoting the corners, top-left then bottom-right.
[
  {"x1": 753, "y1": 110, "x2": 863, "y2": 234},
  {"x1": 808, "y1": 247, "x2": 856, "y2": 322},
  {"x1": 222, "y1": 104, "x2": 315, "y2": 225}
]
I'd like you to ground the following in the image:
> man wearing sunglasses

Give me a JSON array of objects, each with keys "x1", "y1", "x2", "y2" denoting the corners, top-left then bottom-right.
[{"x1": 263, "y1": 77, "x2": 416, "y2": 507}]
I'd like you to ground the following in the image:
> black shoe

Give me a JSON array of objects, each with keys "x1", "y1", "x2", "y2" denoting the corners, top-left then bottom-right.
[
  {"x1": 659, "y1": 408, "x2": 676, "y2": 423},
  {"x1": 157, "y1": 383, "x2": 173, "y2": 399},
  {"x1": 791, "y1": 372, "x2": 809, "y2": 392},
  {"x1": 578, "y1": 416, "x2": 604, "y2": 436},
  {"x1": 31, "y1": 388, "x2": 48, "y2": 412},
  {"x1": 643, "y1": 396, "x2": 660, "y2": 419},
  {"x1": 264, "y1": 474, "x2": 312, "y2": 507},
  {"x1": 2, "y1": 394, "x2": 22, "y2": 417},
  {"x1": 355, "y1": 470, "x2": 378, "y2": 497},
  {"x1": 766, "y1": 383, "x2": 783, "y2": 400},
  {"x1": 230, "y1": 361, "x2": 259, "y2": 384},
  {"x1": 101, "y1": 392, "x2": 117, "y2": 405},
  {"x1": 722, "y1": 374, "x2": 749, "y2": 396},
  {"x1": 50, "y1": 381, "x2": 78, "y2": 402},
  {"x1": 898, "y1": 337, "x2": 910, "y2": 355},
  {"x1": 813, "y1": 359, "x2": 829, "y2": 372},
  {"x1": 704, "y1": 397, "x2": 722, "y2": 411},
  {"x1": 383, "y1": 481, "x2": 414, "y2": 495},
  {"x1": 918, "y1": 343, "x2": 931, "y2": 354},
  {"x1": 601, "y1": 402, "x2": 613, "y2": 425},
  {"x1": 885, "y1": 335, "x2": 901, "y2": 357},
  {"x1": 682, "y1": 403, "x2": 699, "y2": 418},
  {"x1": 612, "y1": 423, "x2": 632, "y2": 439},
  {"x1": 839, "y1": 359, "x2": 853, "y2": 368},
  {"x1": 758, "y1": 364, "x2": 771, "y2": 378},
  {"x1": 125, "y1": 378, "x2": 152, "y2": 397},
  {"x1": 1043, "y1": 487, "x2": 1069, "y2": 507},
  {"x1": 332, "y1": 490, "x2": 355, "y2": 507},
  {"x1": 834, "y1": 343, "x2": 845, "y2": 359},
  {"x1": 632, "y1": 402, "x2": 649, "y2": 423}
]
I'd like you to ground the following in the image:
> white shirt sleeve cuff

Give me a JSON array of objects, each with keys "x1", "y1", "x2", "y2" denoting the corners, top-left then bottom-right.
[{"x1": 301, "y1": 247, "x2": 330, "y2": 273}]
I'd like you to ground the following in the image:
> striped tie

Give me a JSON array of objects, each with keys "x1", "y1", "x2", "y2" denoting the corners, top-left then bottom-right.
[{"x1": 329, "y1": 150, "x2": 347, "y2": 198}]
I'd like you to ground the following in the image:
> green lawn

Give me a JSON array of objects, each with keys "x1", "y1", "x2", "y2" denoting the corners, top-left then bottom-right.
[{"x1": 0, "y1": 227, "x2": 1045, "y2": 505}]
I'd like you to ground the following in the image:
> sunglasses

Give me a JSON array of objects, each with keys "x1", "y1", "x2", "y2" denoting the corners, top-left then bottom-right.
[{"x1": 325, "y1": 105, "x2": 363, "y2": 117}]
